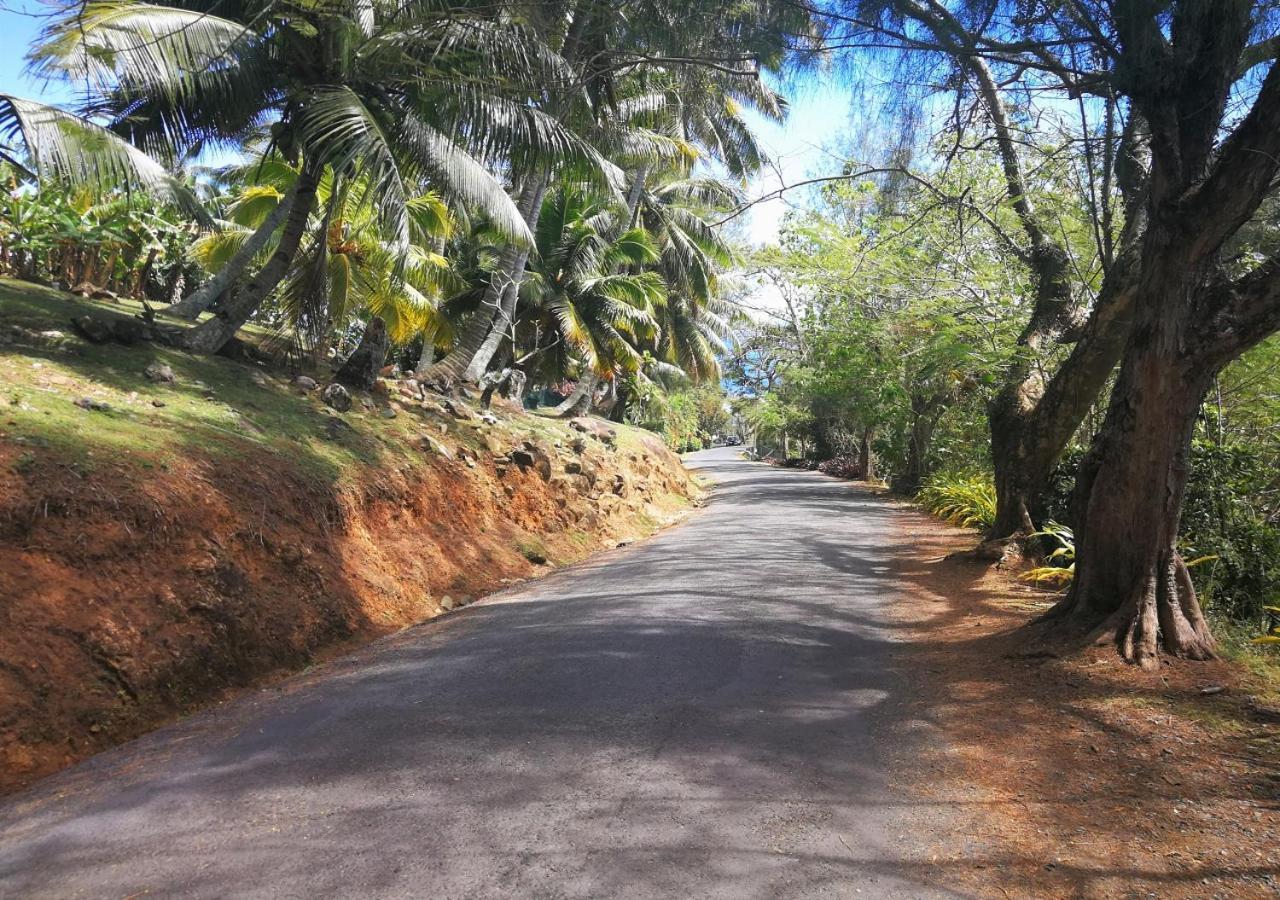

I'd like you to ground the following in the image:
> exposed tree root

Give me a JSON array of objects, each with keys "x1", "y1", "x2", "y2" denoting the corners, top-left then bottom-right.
[{"x1": 1042, "y1": 551, "x2": 1214, "y2": 669}]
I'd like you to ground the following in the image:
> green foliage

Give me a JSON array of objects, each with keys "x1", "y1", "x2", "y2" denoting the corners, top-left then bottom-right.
[
  {"x1": 917, "y1": 473, "x2": 998, "y2": 531},
  {"x1": 631, "y1": 383, "x2": 729, "y2": 451},
  {"x1": 0, "y1": 168, "x2": 198, "y2": 299},
  {"x1": 1020, "y1": 522, "x2": 1076, "y2": 588},
  {"x1": 1256, "y1": 607, "x2": 1280, "y2": 645}
]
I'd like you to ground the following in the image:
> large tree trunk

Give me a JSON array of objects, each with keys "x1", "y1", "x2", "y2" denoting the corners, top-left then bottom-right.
[
  {"x1": 420, "y1": 177, "x2": 548, "y2": 388},
  {"x1": 904, "y1": 396, "x2": 944, "y2": 492},
  {"x1": 857, "y1": 426, "x2": 875, "y2": 480},
  {"x1": 180, "y1": 165, "x2": 321, "y2": 354},
  {"x1": 167, "y1": 178, "x2": 301, "y2": 320},
  {"x1": 1045, "y1": 281, "x2": 1215, "y2": 668},
  {"x1": 986, "y1": 219, "x2": 1145, "y2": 539},
  {"x1": 334, "y1": 316, "x2": 389, "y2": 390}
]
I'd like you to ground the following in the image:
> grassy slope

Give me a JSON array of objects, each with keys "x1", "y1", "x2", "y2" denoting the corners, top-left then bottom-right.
[{"x1": 0, "y1": 279, "x2": 658, "y2": 484}]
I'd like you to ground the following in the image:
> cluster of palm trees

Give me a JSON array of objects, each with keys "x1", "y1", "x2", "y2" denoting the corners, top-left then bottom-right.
[{"x1": 1, "y1": 0, "x2": 811, "y2": 415}]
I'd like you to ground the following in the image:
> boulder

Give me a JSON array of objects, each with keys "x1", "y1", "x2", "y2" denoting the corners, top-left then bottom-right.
[
  {"x1": 143, "y1": 362, "x2": 176, "y2": 384},
  {"x1": 379, "y1": 406, "x2": 397, "y2": 419},
  {"x1": 569, "y1": 416, "x2": 617, "y2": 447},
  {"x1": 293, "y1": 375, "x2": 318, "y2": 392},
  {"x1": 441, "y1": 398, "x2": 473, "y2": 420},
  {"x1": 70, "y1": 315, "x2": 113, "y2": 344},
  {"x1": 322, "y1": 416, "x2": 353, "y2": 440},
  {"x1": 73, "y1": 397, "x2": 111, "y2": 412},
  {"x1": 70, "y1": 282, "x2": 98, "y2": 297},
  {"x1": 321, "y1": 383, "x2": 352, "y2": 412}
]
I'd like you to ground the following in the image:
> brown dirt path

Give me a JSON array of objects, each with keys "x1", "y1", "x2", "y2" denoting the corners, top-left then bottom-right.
[{"x1": 881, "y1": 491, "x2": 1280, "y2": 898}]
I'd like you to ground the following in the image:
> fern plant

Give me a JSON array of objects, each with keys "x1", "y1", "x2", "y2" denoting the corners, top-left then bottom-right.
[
  {"x1": 917, "y1": 473, "x2": 998, "y2": 530},
  {"x1": 1020, "y1": 521, "x2": 1076, "y2": 588}
]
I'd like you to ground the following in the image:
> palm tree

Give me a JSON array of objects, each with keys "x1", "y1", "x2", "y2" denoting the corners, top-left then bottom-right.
[
  {"x1": 0, "y1": 95, "x2": 207, "y2": 223},
  {"x1": 634, "y1": 175, "x2": 739, "y2": 383},
  {"x1": 29, "y1": 0, "x2": 598, "y2": 353},
  {"x1": 418, "y1": 0, "x2": 801, "y2": 387},
  {"x1": 514, "y1": 188, "x2": 665, "y2": 415},
  {"x1": 191, "y1": 157, "x2": 454, "y2": 381}
]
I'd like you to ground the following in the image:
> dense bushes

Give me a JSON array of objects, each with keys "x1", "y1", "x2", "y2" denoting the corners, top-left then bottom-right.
[{"x1": 817, "y1": 455, "x2": 863, "y2": 478}]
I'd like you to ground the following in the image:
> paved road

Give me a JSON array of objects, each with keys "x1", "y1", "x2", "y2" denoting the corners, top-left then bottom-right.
[{"x1": 0, "y1": 448, "x2": 949, "y2": 898}]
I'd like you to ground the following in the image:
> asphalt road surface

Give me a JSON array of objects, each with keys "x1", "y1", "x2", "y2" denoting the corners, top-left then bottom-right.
[{"x1": 0, "y1": 448, "x2": 951, "y2": 898}]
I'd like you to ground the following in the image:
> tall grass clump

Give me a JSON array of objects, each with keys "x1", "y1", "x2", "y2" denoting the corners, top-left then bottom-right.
[{"x1": 917, "y1": 472, "x2": 997, "y2": 531}]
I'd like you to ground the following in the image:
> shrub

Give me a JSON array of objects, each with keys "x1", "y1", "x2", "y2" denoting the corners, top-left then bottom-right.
[{"x1": 917, "y1": 472, "x2": 997, "y2": 530}]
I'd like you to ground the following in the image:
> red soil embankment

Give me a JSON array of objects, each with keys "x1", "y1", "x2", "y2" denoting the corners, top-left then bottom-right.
[{"x1": 0, "y1": 409, "x2": 694, "y2": 793}]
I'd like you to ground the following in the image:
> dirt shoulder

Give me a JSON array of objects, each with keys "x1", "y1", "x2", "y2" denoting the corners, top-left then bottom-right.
[{"x1": 884, "y1": 496, "x2": 1279, "y2": 898}]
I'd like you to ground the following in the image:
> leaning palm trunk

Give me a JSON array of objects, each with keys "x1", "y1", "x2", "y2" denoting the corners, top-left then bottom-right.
[
  {"x1": 167, "y1": 179, "x2": 302, "y2": 320},
  {"x1": 554, "y1": 371, "x2": 597, "y2": 417},
  {"x1": 180, "y1": 166, "x2": 321, "y2": 354},
  {"x1": 421, "y1": 177, "x2": 548, "y2": 387},
  {"x1": 625, "y1": 165, "x2": 649, "y2": 227}
]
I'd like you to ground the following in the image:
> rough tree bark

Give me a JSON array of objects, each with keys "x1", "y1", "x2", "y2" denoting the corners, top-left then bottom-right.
[
  {"x1": 857, "y1": 426, "x2": 875, "y2": 480},
  {"x1": 903, "y1": 390, "x2": 948, "y2": 492},
  {"x1": 1045, "y1": 0, "x2": 1280, "y2": 665},
  {"x1": 167, "y1": 179, "x2": 301, "y2": 320},
  {"x1": 180, "y1": 164, "x2": 321, "y2": 354}
]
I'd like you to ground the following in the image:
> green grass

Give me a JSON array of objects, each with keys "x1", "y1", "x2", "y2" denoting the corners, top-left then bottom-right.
[
  {"x1": 0, "y1": 276, "x2": 677, "y2": 492},
  {"x1": 0, "y1": 278, "x2": 428, "y2": 486}
]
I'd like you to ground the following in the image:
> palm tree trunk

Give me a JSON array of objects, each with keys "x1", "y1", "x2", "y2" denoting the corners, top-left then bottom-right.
[
  {"x1": 626, "y1": 165, "x2": 649, "y2": 227},
  {"x1": 554, "y1": 371, "x2": 597, "y2": 417},
  {"x1": 335, "y1": 315, "x2": 389, "y2": 390},
  {"x1": 133, "y1": 246, "x2": 160, "y2": 299},
  {"x1": 180, "y1": 165, "x2": 320, "y2": 354},
  {"x1": 167, "y1": 178, "x2": 302, "y2": 320},
  {"x1": 414, "y1": 336, "x2": 437, "y2": 375},
  {"x1": 420, "y1": 177, "x2": 548, "y2": 387}
]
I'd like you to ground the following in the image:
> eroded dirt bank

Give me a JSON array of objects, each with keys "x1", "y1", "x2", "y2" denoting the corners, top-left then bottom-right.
[{"x1": 0, "y1": 400, "x2": 694, "y2": 793}]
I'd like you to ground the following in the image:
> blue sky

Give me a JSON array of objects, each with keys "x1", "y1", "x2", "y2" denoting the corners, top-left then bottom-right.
[
  {"x1": 0, "y1": 3, "x2": 64, "y2": 100},
  {"x1": 0, "y1": 2, "x2": 848, "y2": 246},
  {"x1": 740, "y1": 79, "x2": 850, "y2": 245}
]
